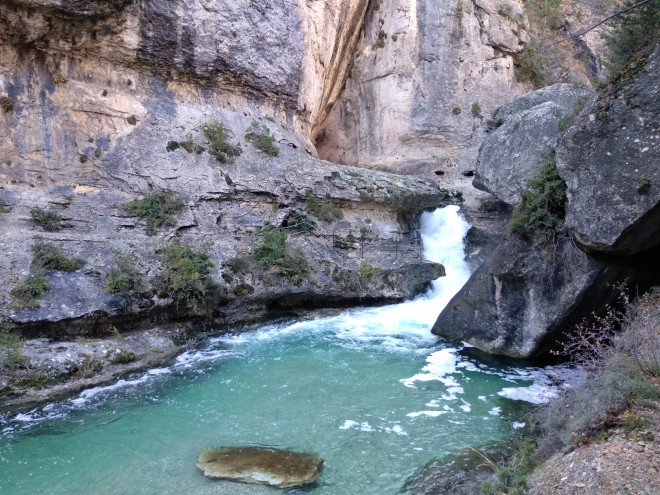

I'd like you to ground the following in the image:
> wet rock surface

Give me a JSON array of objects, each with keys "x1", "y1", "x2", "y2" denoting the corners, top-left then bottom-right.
[{"x1": 196, "y1": 447, "x2": 323, "y2": 488}]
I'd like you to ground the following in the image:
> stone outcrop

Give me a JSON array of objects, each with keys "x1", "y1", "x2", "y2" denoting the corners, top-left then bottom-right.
[
  {"x1": 432, "y1": 45, "x2": 660, "y2": 359},
  {"x1": 0, "y1": 0, "x2": 369, "y2": 151},
  {"x1": 557, "y1": 47, "x2": 660, "y2": 257},
  {"x1": 432, "y1": 234, "x2": 633, "y2": 358},
  {"x1": 474, "y1": 84, "x2": 594, "y2": 205},
  {"x1": 197, "y1": 447, "x2": 322, "y2": 488},
  {"x1": 317, "y1": 0, "x2": 529, "y2": 175}
]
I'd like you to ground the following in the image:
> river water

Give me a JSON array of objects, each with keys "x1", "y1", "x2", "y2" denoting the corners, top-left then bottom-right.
[{"x1": 0, "y1": 206, "x2": 570, "y2": 494}]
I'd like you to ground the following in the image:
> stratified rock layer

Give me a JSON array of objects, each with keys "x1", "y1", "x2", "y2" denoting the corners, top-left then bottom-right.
[{"x1": 197, "y1": 447, "x2": 322, "y2": 488}]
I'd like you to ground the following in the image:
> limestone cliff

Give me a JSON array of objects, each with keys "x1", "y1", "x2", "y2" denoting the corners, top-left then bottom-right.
[{"x1": 0, "y1": 0, "x2": 451, "y2": 338}]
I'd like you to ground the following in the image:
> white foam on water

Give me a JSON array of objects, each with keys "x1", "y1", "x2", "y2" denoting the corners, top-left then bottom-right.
[
  {"x1": 339, "y1": 420, "x2": 358, "y2": 430},
  {"x1": 488, "y1": 407, "x2": 502, "y2": 416},
  {"x1": 406, "y1": 411, "x2": 446, "y2": 418},
  {"x1": 513, "y1": 422, "x2": 526, "y2": 429}
]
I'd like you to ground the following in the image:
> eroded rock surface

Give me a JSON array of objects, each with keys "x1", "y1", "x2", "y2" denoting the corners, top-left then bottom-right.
[
  {"x1": 474, "y1": 84, "x2": 594, "y2": 205},
  {"x1": 557, "y1": 47, "x2": 660, "y2": 256},
  {"x1": 197, "y1": 447, "x2": 322, "y2": 488}
]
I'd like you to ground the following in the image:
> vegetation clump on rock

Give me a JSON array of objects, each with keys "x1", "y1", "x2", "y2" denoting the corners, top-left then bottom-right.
[
  {"x1": 31, "y1": 239, "x2": 85, "y2": 272},
  {"x1": 202, "y1": 121, "x2": 242, "y2": 163},
  {"x1": 9, "y1": 270, "x2": 49, "y2": 310},
  {"x1": 253, "y1": 225, "x2": 310, "y2": 286},
  {"x1": 245, "y1": 121, "x2": 279, "y2": 156},
  {"x1": 123, "y1": 190, "x2": 185, "y2": 234},
  {"x1": 105, "y1": 252, "x2": 145, "y2": 302},
  {"x1": 305, "y1": 193, "x2": 342, "y2": 222},
  {"x1": 507, "y1": 152, "x2": 566, "y2": 241},
  {"x1": 30, "y1": 207, "x2": 63, "y2": 232},
  {"x1": 158, "y1": 241, "x2": 221, "y2": 311}
]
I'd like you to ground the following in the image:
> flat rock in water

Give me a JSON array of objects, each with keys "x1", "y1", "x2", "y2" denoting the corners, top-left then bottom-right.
[{"x1": 196, "y1": 447, "x2": 323, "y2": 488}]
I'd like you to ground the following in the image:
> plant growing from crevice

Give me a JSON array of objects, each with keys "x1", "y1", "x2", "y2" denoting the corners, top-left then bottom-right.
[
  {"x1": 123, "y1": 189, "x2": 185, "y2": 234},
  {"x1": 252, "y1": 225, "x2": 310, "y2": 286},
  {"x1": 0, "y1": 197, "x2": 9, "y2": 214},
  {"x1": 105, "y1": 252, "x2": 145, "y2": 302},
  {"x1": 0, "y1": 96, "x2": 14, "y2": 113},
  {"x1": 201, "y1": 121, "x2": 242, "y2": 163},
  {"x1": 0, "y1": 322, "x2": 23, "y2": 368},
  {"x1": 471, "y1": 101, "x2": 483, "y2": 118},
  {"x1": 245, "y1": 121, "x2": 279, "y2": 156},
  {"x1": 30, "y1": 239, "x2": 85, "y2": 272},
  {"x1": 305, "y1": 192, "x2": 342, "y2": 222},
  {"x1": 9, "y1": 270, "x2": 50, "y2": 310},
  {"x1": 357, "y1": 261, "x2": 375, "y2": 281},
  {"x1": 480, "y1": 438, "x2": 538, "y2": 495},
  {"x1": 507, "y1": 152, "x2": 567, "y2": 241},
  {"x1": 452, "y1": 106, "x2": 462, "y2": 115},
  {"x1": 373, "y1": 29, "x2": 387, "y2": 49},
  {"x1": 30, "y1": 207, "x2": 62, "y2": 232},
  {"x1": 638, "y1": 176, "x2": 651, "y2": 194},
  {"x1": 158, "y1": 241, "x2": 222, "y2": 312},
  {"x1": 282, "y1": 212, "x2": 316, "y2": 234}
]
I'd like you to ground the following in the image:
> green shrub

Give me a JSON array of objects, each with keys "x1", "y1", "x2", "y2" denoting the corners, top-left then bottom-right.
[
  {"x1": 0, "y1": 197, "x2": 9, "y2": 214},
  {"x1": 245, "y1": 121, "x2": 279, "y2": 156},
  {"x1": 159, "y1": 241, "x2": 221, "y2": 310},
  {"x1": 507, "y1": 153, "x2": 566, "y2": 241},
  {"x1": 514, "y1": 44, "x2": 546, "y2": 87},
  {"x1": 30, "y1": 207, "x2": 62, "y2": 231},
  {"x1": 357, "y1": 261, "x2": 375, "y2": 280},
  {"x1": 9, "y1": 270, "x2": 50, "y2": 310},
  {"x1": 0, "y1": 96, "x2": 14, "y2": 113},
  {"x1": 223, "y1": 256, "x2": 251, "y2": 275},
  {"x1": 471, "y1": 101, "x2": 483, "y2": 118},
  {"x1": 111, "y1": 349, "x2": 136, "y2": 364},
  {"x1": 452, "y1": 106, "x2": 462, "y2": 115},
  {"x1": 233, "y1": 283, "x2": 255, "y2": 296},
  {"x1": 105, "y1": 252, "x2": 145, "y2": 301},
  {"x1": 283, "y1": 212, "x2": 316, "y2": 234},
  {"x1": 373, "y1": 30, "x2": 387, "y2": 49},
  {"x1": 480, "y1": 438, "x2": 538, "y2": 495},
  {"x1": 0, "y1": 323, "x2": 22, "y2": 368},
  {"x1": 75, "y1": 356, "x2": 103, "y2": 378},
  {"x1": 31, "y1": 239, "x2": 85, "y2": 272},
  {"x1": 201, "y1": 121, "x2": 242, "y2": 163},
  {"x1": 638, "y1": 177, "x2": 651, "y2": 195},
  {"x1": 252, "y1": 225, "x2": 310, "y2": 286},
  {"x1": 605, "y1": 0, "x2": 660, "y2": 80},
  {"x1": 123, "y1": 189, "x2": 185, "y2": 233},
  {"x1": 306, "y1": 192, "x2": 342, "y2": 222}
]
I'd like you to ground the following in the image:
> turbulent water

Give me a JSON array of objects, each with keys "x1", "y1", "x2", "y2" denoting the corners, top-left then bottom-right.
[{"x1": 0, "y1": 207, "x2": 572, "y2": 494}]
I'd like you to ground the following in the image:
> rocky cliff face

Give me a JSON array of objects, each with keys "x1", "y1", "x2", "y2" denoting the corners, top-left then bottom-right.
[
  {"x1": 433, "y1": 47, "x2": 660, "y2": 358},
  {"x1": 0, "y1": 0, "x2": 452, "y2": 338}
]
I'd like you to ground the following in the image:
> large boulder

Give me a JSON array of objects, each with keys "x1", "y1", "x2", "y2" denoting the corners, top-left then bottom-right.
[
  {"x1": 474, "y1": 84, "x2": 594, "y2": 205},
  {"x1": 431, "y1": 234, "x2": 630, "y2": 358},
  {"x1": 556, "y1": 47, "x2": 660, "y2": 256},
  {"x1": 196, "y1": 447, "x2": 322, "y2": 488}
]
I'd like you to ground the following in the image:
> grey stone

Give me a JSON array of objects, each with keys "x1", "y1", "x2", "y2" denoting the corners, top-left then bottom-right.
[
  {"x1": 474, "y1": 84, "x2": 594, "y2": 205},
  {"x1": 556, "y1": 47, "x2": 660, "y2": 256}
]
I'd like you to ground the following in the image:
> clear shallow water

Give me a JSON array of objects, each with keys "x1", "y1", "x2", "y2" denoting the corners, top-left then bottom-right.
[{"x1": 0, "y1": 207, "x2": 570, "y2": 494}]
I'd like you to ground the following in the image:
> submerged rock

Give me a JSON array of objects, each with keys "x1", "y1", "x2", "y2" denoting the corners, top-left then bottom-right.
[{"x1": 196, "y1": 447, "x2": 323, "y2": 488}]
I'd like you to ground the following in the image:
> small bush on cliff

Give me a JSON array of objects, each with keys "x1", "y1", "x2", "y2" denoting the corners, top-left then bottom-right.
[
  {"x1": 158, "y1": 241, "x2": 222, "y2": 311},
  {"x1": 0, "y1": 323, "x2": 23, "y2": 368},
  {"x1": 30, "y1": 207, "x2": 62, "y2": 232},
  {"x1": 245, "y1": 121, "x2": 279, "y2": 156},
  {"x1": 9, "y1": 270, "x2": 50, "y2": 310},
  {"x1": 306, "y1": 193, "x2": 342, "y2": 222},
  {"x1": 31, "y1": 239, "x2": 85, "y2": 272},
  {"x1": 105, "y1": 252, "x2": 145, "y2": 302},
  {"x1": 480, "y1": 438, "x2": 538, "y2": 495},
  {"x1": 201, "y1": 121, "x2": 242, "y2": 163},
  {"x1": 253, "y1": 225, "x2": 310, "y2": 286},
  {"x1": 605, "y1": 0, "x2": 660, "y2": 80},
  {"x1": 358, "y1": 261, "x2": 375, "y2": 280},
  {"x1": 124, "y1": 189, "x2": 185, "y2": 234},
  {"x1": 507, "y1": 152, "x2": 567, "y2": 241}
]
